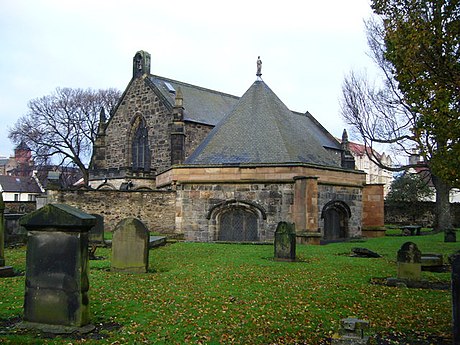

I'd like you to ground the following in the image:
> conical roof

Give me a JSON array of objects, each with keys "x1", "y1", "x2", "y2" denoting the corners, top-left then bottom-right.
[{"x1": 185, "y1": 80, "x2": 339, "y2": 167}]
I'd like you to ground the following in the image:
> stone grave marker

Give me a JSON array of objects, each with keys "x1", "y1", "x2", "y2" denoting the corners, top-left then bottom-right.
[
  {"x1": 19, "y1": 204, "x2": 96, "y2": 329},
  {"x1": 111, "y1": 218, "x2": 150, "y2": 273},
  {"x1": 274, "y1": 221, "x2": 296, "y2": 262},
  {"x1": 397, "y1": 241, "x2": 421, "y2": 281},
  {"x1": 452, "y1": 254, "x2": 460, "y2": 345},
  {"x1": 88, "y1": 214, "x2": 104, "y2": 244},
  {"x1": 0, "y1": 192, "x2": 14, "y2": 277},
  {"x1": 88, "y1": 214, "x2": 105, "y2": 259},
  {"x1": 331, "y1": 317, "x2": 370, "y2": 344},
  {"x1": 445, "y1": 228, "x2": 457, "y2": 243}
]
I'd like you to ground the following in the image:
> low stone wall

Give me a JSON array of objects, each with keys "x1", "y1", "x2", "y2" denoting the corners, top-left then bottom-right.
[
  {"x1": 4, "y1": 201, "x2": 36, "y2": 214},
  {"x1": 385, "y1": 201, "x2": 460, "y2": 227},
  {"x1": 47, "y1": 189, "x2": 176, "y2": 234}
]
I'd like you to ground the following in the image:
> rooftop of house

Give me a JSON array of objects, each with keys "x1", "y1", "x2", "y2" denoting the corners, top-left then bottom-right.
[{"x1": 0, "y1": 175, "x2": 42, "y2": 194}]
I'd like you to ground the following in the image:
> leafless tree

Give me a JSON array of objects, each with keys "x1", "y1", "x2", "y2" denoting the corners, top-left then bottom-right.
[
  {"x1": 9, "y1": 87, "x2": 121, "y2": 186},
  {"x1": 341, "y1": 17, "x2": 454, "y2": 231}
]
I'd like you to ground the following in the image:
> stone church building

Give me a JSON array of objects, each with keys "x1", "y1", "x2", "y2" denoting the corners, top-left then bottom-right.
[{"x1": 84, "y1": 50, "x2": 384, "y2": 243}]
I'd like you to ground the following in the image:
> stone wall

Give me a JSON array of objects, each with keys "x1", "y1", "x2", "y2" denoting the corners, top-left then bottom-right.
[
  {"x1": 3, "y1": 201, "x2": 36, "y2": 214},
  {"x1": 184, "y1": 122, "x2": 213, "y2": 159},
  {"x1": 176, "y1": 182, "x2": 294, "y2": 241},
  {"x1": 47, "y1": 189, "x2": 176, "y2": 234},
  {"x1": 362, "y1": 184, "x2": 384, "y2": 228},
  {"x1": 385, "y1": 201, "x2": 460, "y2": 227},
  {"x1": 101, "y1": 77, "x2": 173, "y2": 175},
  {"x1": 317, "y1": 183, "x2": 363, "y2": 238}
]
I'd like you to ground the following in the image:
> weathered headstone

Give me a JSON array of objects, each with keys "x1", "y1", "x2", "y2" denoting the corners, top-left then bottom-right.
[
  {"x1": 19, "y1": 204, "x2": 96, "y2": 329},
  {"x1": 88, "y1": 214, "x2": 105, "y2": 259},
  {"x1": 274, "y1": 222, "x2": 296, "y2": 262},
  {"x1": 445, "y1": 228, "x2": 457, "y2": 243},
  {"x1": 0, "y1": 192, "x2": 14, "y2": 277},
  {"x1": 452, "y1": 254, "x2": 460, "y2": 345},
  {"x1": 111, "y1": 218, "x2": 150, "y2": 273},
  {"x1": 397, "y1": 241, "x2": 421, "y2": 281},
  {"x1": 331, "y1": 317, "x2": 370, "y2": 344}
]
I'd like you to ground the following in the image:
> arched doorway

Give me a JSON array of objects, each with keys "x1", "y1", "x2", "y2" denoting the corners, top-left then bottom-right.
[
  {"x1": 321, "y1": 201, "x2": 351, "y2": 240},
  {"x1": 218, "y1": 207, "x2": 259, "y2": 242}
]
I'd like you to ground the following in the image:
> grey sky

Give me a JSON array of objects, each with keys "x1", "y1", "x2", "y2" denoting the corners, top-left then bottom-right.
[{"x1": 0, "y1": 0, "x2": 376, "y2": 158}]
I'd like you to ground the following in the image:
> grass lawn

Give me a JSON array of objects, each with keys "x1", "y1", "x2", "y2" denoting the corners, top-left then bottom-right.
[{"x1": 0, "y1": 232, "x2": 457, "y2": 344}]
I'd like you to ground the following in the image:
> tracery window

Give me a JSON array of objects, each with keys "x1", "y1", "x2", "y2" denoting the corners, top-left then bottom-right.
[{"x1": 132, "y1": 122, "x2": 150, "y2": 172}]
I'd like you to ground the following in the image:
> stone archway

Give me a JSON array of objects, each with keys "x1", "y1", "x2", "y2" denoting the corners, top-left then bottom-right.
[
  {"x1": 321, "y1": 201, "x2": 351, "y2": 240},
  {"x1": 218, "y1": 207, "x2": 258, "y2": 242},
  {"x1": 207, "y1": 200, "x2": 266, "y2": 242}
]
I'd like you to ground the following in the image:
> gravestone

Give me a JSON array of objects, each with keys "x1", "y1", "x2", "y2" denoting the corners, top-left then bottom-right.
[
  {"x1": 0, "y1": 192, "x2": 14, "y2": 277},
  {"x1": 111, "y1": 218, "x2": 149, "y2": 273},
  {"x1": 331, "y1": 317, "x2": 370, "y2": 344},
  {"x1": 274, "y1": 222, "x2": 296, "y2": 262},
  {"x1": 445, "y1": 228, "x2": 457, "y2": 243},
  {"x1": 88, "y1": 214, "x2": 104, "y2": 245},
  {"x1": 452, "y1": 254, "x2": 460, "y2": 345},
  {"x1": 397, "y1": 241, "x2": 421, "y2": 281},
  {"x1": 19, "y1": 204, "x2": 96, "y2": 329},
  {"x1": 88, "y1": 214, "x2": 105, "y2": 259}
]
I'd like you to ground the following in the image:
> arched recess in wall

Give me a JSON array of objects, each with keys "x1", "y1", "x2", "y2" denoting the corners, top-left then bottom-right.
[
  {"x1": 207, "y1": 200, "x2": 266, "y2": 242},
  {"x1": 132, "y1": 186, "x2": 154, "y2": 191},
  {"x1": 96, "y1": 182, "x2": 116, "y2": 190},
  {"x1": 127, "y1": 114, "x2": 151, "y2": 172},
  {"x1": 321, "y1": 200, "x2": 351, "y2": 240}
]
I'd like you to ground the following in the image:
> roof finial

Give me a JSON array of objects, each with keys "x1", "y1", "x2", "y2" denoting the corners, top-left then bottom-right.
[{"x1": 256, "y1": 56, "x2": 262, "y2": 79}]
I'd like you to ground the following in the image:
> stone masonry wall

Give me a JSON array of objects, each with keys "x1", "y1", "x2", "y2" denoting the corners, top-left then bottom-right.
[
  {"x1": 47, "y1": 189, "x2": 176, "y2": 234},
  {"x1": 184, "y1": 122, "x2": 213, "y2": 159},
  {"x1": 362, "y1": 184, "x2": 384, "y2": 228},
  {"x1": 103, "y1": 77, "x2": 173, "y2": 174},
  {"x1": 176, "y1": 182, "x2": 295, "y2": 242},
  {"x1": 317, "y1": 183, "x2": 363, "y2": 237}
]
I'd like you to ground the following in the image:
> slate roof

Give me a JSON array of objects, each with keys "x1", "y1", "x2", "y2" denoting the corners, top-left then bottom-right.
[
  {"x1": 0, "y1": 175, "x2": 42, "y2": 193},
  {"x1": 148, "y1": 75, "x2": 341, "y2": 151},
  {"x1": 185, "y1": 80, "x2": 340, "y2": 167},
  {"x1": 149, "y1": 75, "x2": 239, "y2": 126}
]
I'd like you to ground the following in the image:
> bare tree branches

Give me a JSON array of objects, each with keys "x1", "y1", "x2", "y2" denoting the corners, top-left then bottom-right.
[{"x1": 9, "y1": 87, "x2": 121, "y2": 185}]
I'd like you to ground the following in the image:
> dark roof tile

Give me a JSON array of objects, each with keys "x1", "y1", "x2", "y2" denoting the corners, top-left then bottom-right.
[{"x1": 185, "y1": 80, "x2": 339, "y2": 167}]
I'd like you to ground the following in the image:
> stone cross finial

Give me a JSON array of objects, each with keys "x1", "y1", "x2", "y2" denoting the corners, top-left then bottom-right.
[{"x1": 256, "y1": 56, "x2": 262, "y2": 77}]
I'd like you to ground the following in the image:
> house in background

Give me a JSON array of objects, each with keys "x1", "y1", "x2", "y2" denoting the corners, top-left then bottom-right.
[
  {"x1": 407, "y1": 151, "x2": 460, "y2": 203},
  {"x1": 344, "y1": 136, "x2": 393, "y2": 197},
  {"x1": 0, "y1": 175, "x2": 44, "y2": 202},
  {"x1": 0, "y1": 142, "x2": 34, "y2": 177}
]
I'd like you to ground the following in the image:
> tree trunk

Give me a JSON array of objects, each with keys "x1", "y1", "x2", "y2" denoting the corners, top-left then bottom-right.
[{"x1": 431, "y1": 175, "x2": 452, "y2": 232}]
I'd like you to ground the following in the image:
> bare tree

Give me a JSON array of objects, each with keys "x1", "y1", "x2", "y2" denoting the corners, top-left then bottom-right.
[
  {"x1": 341, "y1": 11, "x2": 457, "y2": 232},
  {"x1": 9, "y1": 87, "x2": 121, "y2": 185}
]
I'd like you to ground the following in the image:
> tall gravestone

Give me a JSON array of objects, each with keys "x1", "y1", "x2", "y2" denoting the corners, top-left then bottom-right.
[
  {"x1": 452, "y1": 254, "x2": 460, "y2": 345},
  {"x1": 111, "y1": 218, "x2": 149, "y2": 273},
  {"x1": 88, "y1": 214, "x2": 105, "y2": 259},
  {"x1": 0, "y1": 192, "x2": 14, "y2": 277},
  {"x1": 19, "y1": 204, "x2": 96, "y2": 329},
  {"x1": 274, "y1": 222, "x2": 296, "y2": 262},
  {"x1": 397, "y1": 241, "x2": 421, "y2": 281}
]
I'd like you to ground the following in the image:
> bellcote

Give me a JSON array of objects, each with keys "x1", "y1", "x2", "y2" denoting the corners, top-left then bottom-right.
[{"x1": 133, "y1": 51, "x2": 151, "y2": 78}]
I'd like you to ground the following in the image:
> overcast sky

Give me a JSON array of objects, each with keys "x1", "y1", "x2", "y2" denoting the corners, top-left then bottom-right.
[{"x1": 0, "y1": 0, "x2": 377, "y2": 158}]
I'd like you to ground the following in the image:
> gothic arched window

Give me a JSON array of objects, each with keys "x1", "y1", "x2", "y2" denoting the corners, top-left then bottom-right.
[{"x1": 132, "y1": 122, "x2": 150, "y2": 172}]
